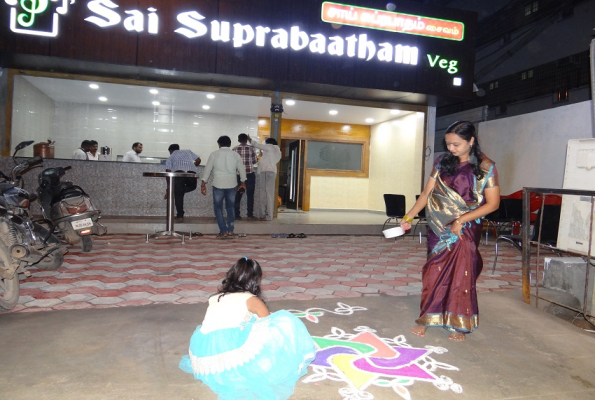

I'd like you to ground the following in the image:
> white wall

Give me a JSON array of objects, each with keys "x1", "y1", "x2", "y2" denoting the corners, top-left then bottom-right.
[
  {"x1": 11, "y1": 75, "x2": 259, "y2": 160},
  {"x1": 479, "y1": 101, "x2": 594, "y2": 195},
  {"x1": 11, "y1": 75, "x2": 54, "y2": 152}
]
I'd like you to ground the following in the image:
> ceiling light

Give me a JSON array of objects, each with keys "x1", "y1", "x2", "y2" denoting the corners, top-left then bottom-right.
[
  {"x1": 258, "y1": 119, "x2": 267, "y2": 126},
  {"x1": 98, "y1": 96, "x2": 107, "y2": 101},
  {"x1": 329, "y1": 110, "x2": 338, "y2": 115},
  {"x1": 89, "y1": 84, "x2": 99, "y2": 89},
  {"x1": 202, "y1": 105, "x2": 210, "y2": 110},
  {"x1": 193, "y1": 122, "x2": 199, "y2": 125},
  {"x1": 365, "y1": 118, "x2": 374, "y2": 123},
  {"x1": 112, "y1": 117, "x2": 117, "y2": 120},
  {"x1": 206, "y1": 94, "x2": 215, "y2": 99},
  {"x1": 390, "y1": 110, "x2": 400, "y2": 115},
  {"x1": 152, "y1": 101, "x2": 160, "y2": 106},
  {"x1": 107, "y1": 108, "x2": 114, "y2": 112},
  {"x1": 149, "y1": 89, "x2": 159, "y2": 94},
  {"x1": 285, "y1": 100, "x2": 295, "y2": 106}
]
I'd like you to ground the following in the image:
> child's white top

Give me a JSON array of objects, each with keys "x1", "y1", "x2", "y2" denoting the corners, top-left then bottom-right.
[{"x1": 200, "y1": 292, "x2": 256, "y2": 334}]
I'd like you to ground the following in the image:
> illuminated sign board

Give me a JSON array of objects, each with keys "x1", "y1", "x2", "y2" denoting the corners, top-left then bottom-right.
[
  {"x1": 321, "y1": 1, "x2": 464, "y2": 41},
  {"x1": 0, "y1": 0, "x2": 476, "y2": 95}
]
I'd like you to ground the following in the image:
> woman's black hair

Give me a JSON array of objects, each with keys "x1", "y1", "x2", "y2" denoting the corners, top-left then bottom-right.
[
  {"x1": 440, "y1": 121, "x2": 484, "y2": 179},
  {"x1": 217, "y1": 258, "x2": 263, "y2": 301}
]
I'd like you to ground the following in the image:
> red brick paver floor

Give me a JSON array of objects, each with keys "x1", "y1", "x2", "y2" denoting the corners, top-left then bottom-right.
[{"x1": 3, "y1": 234, "x2": 525, "y2": 313}]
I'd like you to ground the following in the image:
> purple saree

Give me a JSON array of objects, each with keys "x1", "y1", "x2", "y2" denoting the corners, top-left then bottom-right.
[{"x1": 416, "y1": 155, "x2": 498, "y2": 334}]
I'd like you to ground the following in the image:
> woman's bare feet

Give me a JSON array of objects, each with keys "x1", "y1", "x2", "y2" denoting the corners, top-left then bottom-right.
[
  {"x1": 449, "y1": 332, "x2": 466, "y2": 341},
  {"x1": 411, "y1": 325, "x2": 427, "y2": 337}
]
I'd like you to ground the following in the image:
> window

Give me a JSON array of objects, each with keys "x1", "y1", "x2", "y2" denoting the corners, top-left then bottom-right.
[
  {"x1": 528, "y1": 69, "x2": 534, "y2": 78},
  {"x1": 521, "y1": 72, "x2": 527, "y2": 80},
  {"x1": 525, "y1": 1, "x2": 539, "y2": 16},
  {"x1": 532, "y1": 1, "x2": 539, "y2": 13},
  {"x1": 306, "y1": 141, "x2": 363, "y2": 171}
]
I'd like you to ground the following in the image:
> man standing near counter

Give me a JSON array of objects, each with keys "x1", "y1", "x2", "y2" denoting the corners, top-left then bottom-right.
[
  {"x1": 165, "y1": 144, "x2": 201, "y2": 221},
  {"x1": 248, "y1": 135, "x2": 281, "y2": 221},
  {"x1": 233, "y1": 133, "x2": 258, "y2": 220},
  {"x1": 123, "y1": 142, "x2": 143, "y2": 162},
  {"x1": 200, "y1": 136, "x2": 246, "y2": 239}
]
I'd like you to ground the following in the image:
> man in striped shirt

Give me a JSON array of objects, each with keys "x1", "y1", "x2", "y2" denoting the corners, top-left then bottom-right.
[
  {"x1": 165, "y1": 144, "x2": 201, "y2": 221},
  {"x1": 232, "y1": 133, "x2": 258, "y2": 220}
]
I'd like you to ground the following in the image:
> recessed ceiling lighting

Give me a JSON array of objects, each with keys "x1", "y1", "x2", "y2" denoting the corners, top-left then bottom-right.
[
  {"x1": 193, "y1": 122, "x2": 199, "y2": 125},
  {"x1": 112, "y1": 117, "x2": 117, "y2": 120},
  {"x1": 329, "y1": 110, "x2": 338, "y2": 115},
  {"x1": 390, "y1": 110, "x2": 400, "y2": 115},
  {"x1": 149, "y1": 89, "x2": 159, "y2": 94},
  {"x1": 365, "y1": 118, "x2": 374, "y2": 123},
  {"x1": 152, "y1": 101, "x2": 160, "y2": 106},
  {"x1": 98, "y1": 96, "x2": 107, "y2": 101},
  {"x1": 202, "y1": 105, "x2": 210, "y2": 110},
  {"x1": 206, "y1": 94, "x2": 215, "y2": 99},
  {"x1": 89, "y1": 84, "x2": 99, "y2": 89},
  {"x1": 258, "y1": 119, "x2": 267, "y2": 126},
  {"x1": 285, "y1": 100, "x2": 296, "y2": 106},
  {"x1": 107, "y1": 108, "x2": 114, "y2": 112}
]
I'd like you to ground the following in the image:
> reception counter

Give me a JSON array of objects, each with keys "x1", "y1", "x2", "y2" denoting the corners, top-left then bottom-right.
[{"x1": 0, "y1": 157, "x2": 259, "y2": 218}]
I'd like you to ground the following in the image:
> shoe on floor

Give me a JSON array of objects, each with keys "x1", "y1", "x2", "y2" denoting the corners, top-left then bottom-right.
[
  {"x1": 174, "y1": 216, "x2": 184, "y2": 222},
  {"x1": 216, "y1": 233, "x2": 227, "y2": 239}
]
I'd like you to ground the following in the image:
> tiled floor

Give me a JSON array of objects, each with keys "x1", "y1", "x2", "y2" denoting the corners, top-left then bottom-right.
[{"x1": 4, "y1": 233, "x2": 526, "y2": 314}]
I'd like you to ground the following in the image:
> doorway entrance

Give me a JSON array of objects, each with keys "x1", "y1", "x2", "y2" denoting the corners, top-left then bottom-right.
[{"x1": 279, "y1": 139, "x2": 305, "y2": 210}]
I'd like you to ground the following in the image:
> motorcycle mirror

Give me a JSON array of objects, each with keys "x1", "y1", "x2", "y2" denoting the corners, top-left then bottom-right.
[{"x1": 14, "y1": 140, "x2": 34, "y2": 152}]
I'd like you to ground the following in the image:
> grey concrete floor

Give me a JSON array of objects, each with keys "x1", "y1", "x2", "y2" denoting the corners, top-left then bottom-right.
[{"x1": 1, "y1": 291, "x2": 594, "y2": 400}]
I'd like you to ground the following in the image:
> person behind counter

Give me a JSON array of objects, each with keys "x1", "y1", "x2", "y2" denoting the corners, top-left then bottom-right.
[
  {"x1": 87, "y1": 140, "x2": 99, "y2": 160},
  {"x1": 72, "y1": 140, "x2": 92, "y2": 160},
  {"x1": 122, "y1": 142, "x2": 143, "y2": 162},
  {"x1": 165, "y1": 144, "x2": 201, "y2": 221}
]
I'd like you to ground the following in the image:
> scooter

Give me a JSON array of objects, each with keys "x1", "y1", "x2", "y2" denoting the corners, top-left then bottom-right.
[
  {"x1": 37, "y1": 166, "x2": 107, "y2": 252},
  {"x1": 0, "y1": 141, "x2": 67, "y2": 311}
]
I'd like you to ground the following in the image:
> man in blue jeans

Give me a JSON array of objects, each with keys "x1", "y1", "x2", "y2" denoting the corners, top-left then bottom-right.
[
  {"x1": 233, "y1": 133, "x2": 258, "y2": 220},
  {"x1": 200, "y1": 136, "x2": 246, "y2": 239}
]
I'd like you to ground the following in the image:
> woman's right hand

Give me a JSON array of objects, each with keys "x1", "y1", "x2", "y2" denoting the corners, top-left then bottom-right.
[{"x1": 400, "y1": 220, "x2": 412, "y2": 231}]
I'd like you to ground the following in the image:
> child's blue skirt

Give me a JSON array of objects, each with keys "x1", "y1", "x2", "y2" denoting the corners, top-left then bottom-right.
[{"x1": 179, "y1": 310, "x2": 316, "y2": 399}]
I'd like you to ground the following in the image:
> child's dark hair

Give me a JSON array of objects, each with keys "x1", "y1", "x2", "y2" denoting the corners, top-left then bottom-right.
[
  {"x1": 217, "y1": 257, "x2": 263, "y2": 301},
  {"x1": 440, "y1": 120, "x2": 485, "y2": 180}
]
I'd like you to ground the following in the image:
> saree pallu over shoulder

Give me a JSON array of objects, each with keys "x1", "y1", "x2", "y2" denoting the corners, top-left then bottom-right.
[{"x1": 427, "y1": 157, "x2": 497, "y2": 256}]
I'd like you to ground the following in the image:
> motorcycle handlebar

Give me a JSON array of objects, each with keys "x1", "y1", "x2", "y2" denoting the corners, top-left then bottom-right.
[{"x1": 64, "y1": 166, "x2": 72, "y2": 171}]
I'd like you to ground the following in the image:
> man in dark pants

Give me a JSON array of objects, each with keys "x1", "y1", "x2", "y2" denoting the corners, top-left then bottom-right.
[
  {"x1": 165, "y1": 144, "x2": 201, "y2": 221},
  {"x1": 232, "y1": 133, "x2": 258, "y2": 220}
]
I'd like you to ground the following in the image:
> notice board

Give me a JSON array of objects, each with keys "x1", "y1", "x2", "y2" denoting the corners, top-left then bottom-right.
[{"x1": 557, "y1": 138, "x2": 595, "y2": 255}]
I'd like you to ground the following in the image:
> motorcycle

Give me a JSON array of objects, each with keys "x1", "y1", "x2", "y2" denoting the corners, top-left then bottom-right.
[
  {"x1": 37, "y1": 165, "x2": 107, "y2": 253},
  {"x1": 0, "y1": 141, "x2": 67, "y2": 311}
]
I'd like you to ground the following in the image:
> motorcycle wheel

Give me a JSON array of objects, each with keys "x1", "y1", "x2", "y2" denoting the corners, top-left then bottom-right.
[
  {"x1": 35, "y1": 249, "x2": 65, "y2": 271},
  {"x1": 0, "y1": 240, "x2": 20, "y2": 311},
  {"x1": 81, "y1": 236, "x2": 93, "y2": 252}
]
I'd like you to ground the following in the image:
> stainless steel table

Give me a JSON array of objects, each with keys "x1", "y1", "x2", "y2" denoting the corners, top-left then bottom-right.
[{"x1": 143, "y1": 171, "x2": 202, "y2": 242}]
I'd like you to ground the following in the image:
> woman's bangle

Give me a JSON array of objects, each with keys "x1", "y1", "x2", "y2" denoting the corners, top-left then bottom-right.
[
  {"x1": 456, "y1": 219, "x2": 463, "y2": 225},
  {"x1": 403, "y1": 215, "x2": 413, "y2": 223}
]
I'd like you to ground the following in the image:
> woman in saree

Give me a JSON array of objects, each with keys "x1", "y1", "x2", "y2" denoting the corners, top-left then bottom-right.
[{"x1": 400, "y1": 121, "x2": 500, "y2": 341}]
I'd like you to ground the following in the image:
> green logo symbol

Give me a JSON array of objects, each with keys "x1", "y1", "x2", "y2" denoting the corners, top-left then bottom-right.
[{"x1": 17, "y1": 0, "x2": 50, "y2": 28}]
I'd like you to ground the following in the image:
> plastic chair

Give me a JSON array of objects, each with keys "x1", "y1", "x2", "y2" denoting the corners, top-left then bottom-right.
[
  {"x1": 492, "y1": 204, "x2": 562, "y2": 274},
  {"x1": 382, "y1": 194, "x2": 406, "y2": 234},
  {"x1": 484, "y1": 198, "x2": 523, "y2": 244},
  {"x1": 412, "y1": 195, "x2": 428, "y2": 243}
]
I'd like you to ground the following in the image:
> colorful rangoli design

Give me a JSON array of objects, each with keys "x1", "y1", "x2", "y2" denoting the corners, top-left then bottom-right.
[{"x1": 290, "y1": 303, "x2": 462, "y2": 400}]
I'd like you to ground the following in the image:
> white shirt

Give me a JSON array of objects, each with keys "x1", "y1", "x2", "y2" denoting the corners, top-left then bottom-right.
[
  {"x1": 72, "y1": 148, "x2": 88, "y2": 160},
  {"x1": 200, "y1": 292, "x2": 256, "y2": 334},
  {"x1": 122, "y1": 150, "x2": 141, "y2": 162},
  {"x1": 87, "y1": 152, "x2": 99, "y2": 161},
  {"x1": 201, "y1": 147, "x2": 247, "y2": 189},
  {"x1": 251, "y1": 142, "x2": 281, "y2": 173}
]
